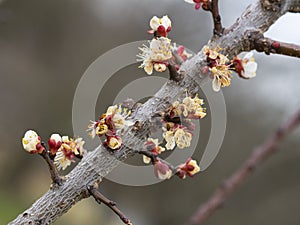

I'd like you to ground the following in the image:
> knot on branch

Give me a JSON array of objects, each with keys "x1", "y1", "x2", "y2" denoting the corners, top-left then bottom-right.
[
  {"x1": 261, "y1": 0, "x2": 282, "y2": 12},
  {"x1": 244, "y1": 30, "x2": 264, "y2": 51},
  {"x1": 247, "y1": 30, "x2": 274, "y2": 55}
]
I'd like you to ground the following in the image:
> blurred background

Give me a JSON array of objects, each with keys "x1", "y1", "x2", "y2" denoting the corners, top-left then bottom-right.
[{"x1": 0, "y1": 0, "x2": 299, "y2": 224}]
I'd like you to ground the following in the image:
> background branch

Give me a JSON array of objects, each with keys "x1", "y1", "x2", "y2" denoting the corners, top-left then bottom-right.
[{"x1": 184, "y1": 109, "x2": 300, "y2": 225}]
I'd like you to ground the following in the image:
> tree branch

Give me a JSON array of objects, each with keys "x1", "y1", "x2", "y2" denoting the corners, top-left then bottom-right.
[
  {"x1": 210, "y1": 0, "x2": 224, "y2": 36},
  {"x1": 9, "y1": 0, "x2": 297, "y2": 224},
  {"x1": 288, "y1": 0, "x2": 300, "y2": 12},
  {"x1": 184, "y1": 109, "x2": 300, "y2": 225},
  {"x1": 39, "y1": 149, "x2": 64, "y2": 187},
  {"x1": 249, "y1": 31, "x2": 300, "y2": 58}
]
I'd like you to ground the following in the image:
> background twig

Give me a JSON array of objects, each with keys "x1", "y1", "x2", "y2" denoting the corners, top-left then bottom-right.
[{"x1": 184, "y1": 109, "x2": 300, "y2": 225}]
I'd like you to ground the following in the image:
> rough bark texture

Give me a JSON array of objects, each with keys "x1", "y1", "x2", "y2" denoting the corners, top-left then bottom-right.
[{"x1": 9, "y1": 0, "x2": 298, "y2": 224}]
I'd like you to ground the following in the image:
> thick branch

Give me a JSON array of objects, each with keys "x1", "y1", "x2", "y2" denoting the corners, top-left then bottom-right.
[
  {"x1": 249, "y1": 32, "x2": 300, "y2": 58},
  {"x1": 9, "y1": 0, "x2": 296, "y2": 224},
  {"x1": 184, "y1": 109, "x2": 300, "y2": 225},
  {"x1": 288, "y1": 0, "x2": 300, "y2": 12}
]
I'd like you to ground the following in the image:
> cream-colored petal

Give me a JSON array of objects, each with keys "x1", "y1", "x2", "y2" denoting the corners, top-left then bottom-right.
[
  {"x1": 50, "y1": 133, "x2": 62, "y2": 143},
  {"x1": 243, "y1": 61, "x2": 257, "y2": 78},
  {"x1": 143, "y1": 155, "x2": 151, "y2": 164},
  {"x1": 157, "y1": 169, "x2": 172, "y2": 180},
  {"x1": 161, "y1": 15, "x2": 171, "y2": 28},
  {"x1": 212, "y1": 77, "x2": 221, "y2": 92},
  {"x1": 144, "y1": 62, "x2": 153, "y2": 75},
  {"x1": 243, "y1": 51, "x2": 254, "y2": 60},
  {"x1": 149, "y1": 16, "x2": 160, "y2": 30},
  {"x1": 154, "y1": 63, "x2": 167, "y2": 72}
]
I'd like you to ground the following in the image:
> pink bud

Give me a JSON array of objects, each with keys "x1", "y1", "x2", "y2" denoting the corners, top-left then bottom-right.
[
  {"x1": 271, "y1": 41, "x2": 280, "y2": 49},
  {"x1": 195, "y1": 3, "x2": 201, "y2": 10},
  {"x1": 154, "y1": 160, "x2": 172, "y2": 180}
]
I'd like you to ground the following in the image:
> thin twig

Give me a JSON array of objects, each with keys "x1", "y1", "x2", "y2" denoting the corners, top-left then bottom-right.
[
  {"x1": 88, "y1": 184, "x2": 132, "y2": 225},
  {"x1": 210, "y1": 0, "x2": 224, "y2": 36},
  {"x1": 184, "y1": 109, "x2": 300, "y2": 225},
  {"x1": 39, "y1": 147, "x2": 64, "y2": 186},
  {"x1": 135, "y1": 150, "x2": 177, "y2": 173},
  {"x1": 249, "y1": 32, "x2": 300, "y2": 58}
]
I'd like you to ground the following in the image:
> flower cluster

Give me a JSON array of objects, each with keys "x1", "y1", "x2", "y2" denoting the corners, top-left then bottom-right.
[
  {"x1": 170, "y1": 95, "x2": 206, "y2": 119},
  {"x1": 137, "y1": 37, "x2": 172, "y2": 75},
  {"x1": 53, "y1": 135, "x2": 85, "y2": 170},
  {"x1": 203, "y1": 45, "x2": 232, "y2": 92},
  {"x1": 138, "y1": 15, "x2": 194, "y2": 76},
  {"x1": 162, "y1": 94, "x2": 206, "y2": 150},
  {"x1": 163, "y1": 125, "x2": 193, "y2": 150},
  {"x1": 184, "y1": 0, "x2": 211, "y2": 10},
  {"x1": 22, "y1": 130, "x2": 85, "y2": 170},
  {"x1": 177, "y1": 158, "x2": 200, "y2": 179},
  {"x1": 232, "y1": 52, "x2": 258, "y2": 79},
  {"x1": 88, "y1": 105, "x2": 134, "y2": 150},
  {"x1": 140, "y1": 95, "x2": 204, "y2": 180}
]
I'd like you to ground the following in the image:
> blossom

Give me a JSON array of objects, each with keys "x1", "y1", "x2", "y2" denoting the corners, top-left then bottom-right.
[
  {"x1": 22, "y1": 130, "x2": 44, "y2": 154},
  {"x1": 87, "y1": 105, "x2": 133, "y2": 138},
  {"x1": 184, "y1": 0, "x2": 211, "y2": 10},
  {"x1": 104, "y1": 135, "x2": 122, "y2": 150},
  {"x1": 143, "y1": 138, "x2": 165, "y2": 164},
  {"x1": 163, "y1": 126, "x2": 193, "y2": 150},
  {"x1": 168, "y1": 95, "x2": 206, "y2": 119},
  {"x1": 174, "y1": 128, "x2": 193, "y2": 149},
  {"x1": 203, "y1": 45, "x2": 232, "y2": 92},
  {"x1": 210, "y1": 64, "x2": 232, "y2": 92},
  {"x1": 154, "y1": 160, "x2": 173, "y2": 180},
  {"x1": 48, "y1": 133, "x2": 62, "y2": 155},
  {"x1": 150, "y1": 37, "x2": 172, "y2": 61},
  {"x1": 182, "y1": 95, "x2": 206, "y2": 119},
  {"x1": 137, "y1": 37, "x2": 172, "y2": 75},
  {"x1": 54, "y1": 150, "x2": 72, "y2": 171},
  {"x1": 177, "y1": 158, "x2": 200, "y2": 179},
  {"x1": 54, "y1": 136, "x2": 85, "y2": 170},
  {"x1": 233, "y1": 52, "x2": 258, "y2": 79},
  {"x1": 149, "y1": 15, "x2": 172, "y2": 37},
  {"x1": 164, "y1": 130, "x2": 177, "y2": 150},
  {"x1": 203, "y1": 45, "x2": 229, "y2": 64}
]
